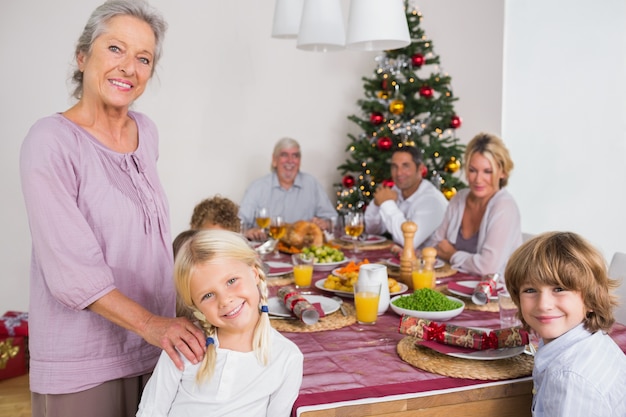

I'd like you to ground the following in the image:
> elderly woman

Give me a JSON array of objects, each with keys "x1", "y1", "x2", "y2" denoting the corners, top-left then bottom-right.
[
  {"x1": 19, "y1": 1, "x2": 205, "y2": 416},
  {"x1": 426, "y1": 133, "x2": 522, "y2": 276}
]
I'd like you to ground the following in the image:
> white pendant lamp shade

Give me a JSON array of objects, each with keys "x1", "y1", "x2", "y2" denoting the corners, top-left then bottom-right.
[
  {"x1": 346, "y1": 0, "x2": 410, "y2": 51},
  {"x1": 297, "y1": 0, "x2": 345, "y2": 52},
  {"x1": 272, "y1": 0, "x2": 304, "y2": 39}
]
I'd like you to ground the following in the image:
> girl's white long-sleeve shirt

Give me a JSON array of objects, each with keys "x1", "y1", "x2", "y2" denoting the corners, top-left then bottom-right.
[{"x1": 137, "y1": 328, "x2": 303, "y2": 417}]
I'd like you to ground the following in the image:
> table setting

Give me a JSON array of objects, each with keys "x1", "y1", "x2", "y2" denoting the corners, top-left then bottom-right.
[{"x1": 251, "y1": 221, "x2": 626, "y2": 417}]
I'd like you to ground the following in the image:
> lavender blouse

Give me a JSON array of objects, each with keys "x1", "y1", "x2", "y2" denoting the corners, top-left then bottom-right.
[{"x1": 20, "y1": 112, "x2": 174, "y2": 394}]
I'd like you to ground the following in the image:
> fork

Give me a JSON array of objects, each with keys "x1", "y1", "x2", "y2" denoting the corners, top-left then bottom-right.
[{"x1": 332, "y1": 296, "x2": 348, "y2": 316}]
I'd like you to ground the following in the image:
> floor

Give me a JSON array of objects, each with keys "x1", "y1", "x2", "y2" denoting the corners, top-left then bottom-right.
[{"x1": 0, "y1": 374, "x2": 31, "y2": 417}]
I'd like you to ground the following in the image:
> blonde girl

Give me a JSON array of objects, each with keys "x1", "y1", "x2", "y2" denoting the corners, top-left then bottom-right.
[{"x1": 138, "y1": 230, "x2": 303, "y2": 417}]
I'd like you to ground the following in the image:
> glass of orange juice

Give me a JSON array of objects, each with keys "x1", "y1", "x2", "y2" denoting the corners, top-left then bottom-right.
[
  {"x1": 412, "y1": 259, "x2": 435, "y2": 290},
  {"x1": 291, "y1": 253, "x2": 314, "y2": 289},
  {"x1": 353, "y1": 281, "x2": 381, "y2": 324}
]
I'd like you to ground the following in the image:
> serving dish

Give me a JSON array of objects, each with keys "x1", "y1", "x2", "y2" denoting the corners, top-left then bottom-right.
[
  {"x1": 313, "y1": 259, "x2": 348, "y2": 272},
  {"x1": 389, "y1": 294, "x2": 464, "y2": 321},
  {"x1": 315, "y1": 278, "x2": 408, "y2": 298}
]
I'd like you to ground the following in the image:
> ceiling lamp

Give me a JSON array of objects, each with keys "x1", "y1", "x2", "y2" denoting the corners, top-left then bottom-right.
[
  {"x1": 271, "y1": 0, "x2": 304, "y2": 39},
  {"x1": 346, "y1": 0, "x2": 410, "y2": 51},
  {"x1": 296, "y1": 0, "x2": 345, "y2": 52}
]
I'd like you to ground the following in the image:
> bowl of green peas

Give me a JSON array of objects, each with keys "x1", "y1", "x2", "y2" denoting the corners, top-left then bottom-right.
[{"x1": 390, "y1": 288, "x2": 464, "y2": 321}]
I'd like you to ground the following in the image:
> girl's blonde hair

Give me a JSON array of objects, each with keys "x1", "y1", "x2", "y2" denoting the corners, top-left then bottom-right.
[
  {"x1": 464, "y1": 132, "x2": 514, "y2": 188},
  {"x1": 505, "y1": 231, "x2": 619, "y2": 333},
  {"x1": 174, "y1": 229, "x2": 271, "y2": 382}
]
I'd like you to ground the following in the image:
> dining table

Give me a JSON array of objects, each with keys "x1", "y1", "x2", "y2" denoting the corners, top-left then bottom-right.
[{"x1": 264, "y1": 240, "x2": 626, "y2": 417}]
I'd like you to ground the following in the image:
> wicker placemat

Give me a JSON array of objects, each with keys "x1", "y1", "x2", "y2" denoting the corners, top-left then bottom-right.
[
  {"x1": 439, "y1": 285, "x2": 500, "y2": 312},
  {"x1": 330, "y1": 239, "x2": 393, "y2": 251},
  {"x1": 397, "y1": 336, "x2": 533, "y2": 380},
  {"x1": 386, "y1": 263, "x2": 457, "y2": 280},
  {"x1": 270, "y1": 304, "x2": 356, "y2": 332},
  {"x1": 435, "y1": 263, "x2": 458, "y2": 279},
  {"x1": 266, "y1": 275, "x2": 294, "y2": 287}
]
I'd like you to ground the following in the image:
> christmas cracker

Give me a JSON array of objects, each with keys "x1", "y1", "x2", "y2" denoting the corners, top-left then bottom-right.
[
  {"x1": 399, "y1": 315, "x2": 528, "y2": 350},
  {"x1": 277, "y1": 286, "x2": 320, "y2": 325}
]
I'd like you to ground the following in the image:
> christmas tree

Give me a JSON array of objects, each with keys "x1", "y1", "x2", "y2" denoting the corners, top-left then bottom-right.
[{"x1": 336, "y1": 2, "x2": 467, "y2": 214}]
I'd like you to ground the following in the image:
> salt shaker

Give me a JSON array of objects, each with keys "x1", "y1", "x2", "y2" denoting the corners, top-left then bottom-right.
[{"x1": 471, "y1": 273, "x2": 500, "y2": 305}]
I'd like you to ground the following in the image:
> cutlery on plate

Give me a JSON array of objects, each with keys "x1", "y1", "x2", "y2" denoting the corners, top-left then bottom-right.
[
  {"x1": 332, "y1": 296, "x2": 348, "y2": 316},
  {"x1": 269, "y1": 315, "x2": 297, "y2": 320}
]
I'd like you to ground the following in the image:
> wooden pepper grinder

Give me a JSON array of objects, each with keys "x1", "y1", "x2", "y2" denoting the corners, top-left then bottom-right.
[{"x1": 399, "y1": 221, "x2": 417, "y2": 288}]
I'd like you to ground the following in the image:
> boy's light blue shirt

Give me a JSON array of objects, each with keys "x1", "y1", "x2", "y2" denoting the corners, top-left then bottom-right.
[{"x1": 532, "y1": 323, "x2": 626, "y2": 417}]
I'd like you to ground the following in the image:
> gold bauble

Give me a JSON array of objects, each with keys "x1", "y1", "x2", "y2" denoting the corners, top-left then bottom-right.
[
  {"x1": 389, "y1": 99, "x2": 405, "y2": 115},
  {"x1": 444, "y1": 157, "x2": 461, "y2": 173},
  {"x1": 442, "y1": 187, "x2": 457, "y2": 200},
  {"x1": 376, "y1": 90, "x2": 389, "y2": 99}
]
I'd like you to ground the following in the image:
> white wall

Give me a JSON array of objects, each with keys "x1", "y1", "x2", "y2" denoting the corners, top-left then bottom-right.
[
  {"x1": 503, "y1": 0, "x2": 626, "y2": 261},
  {"x1": 0, "y1": 0, "x2": 503, "y2": 311}
]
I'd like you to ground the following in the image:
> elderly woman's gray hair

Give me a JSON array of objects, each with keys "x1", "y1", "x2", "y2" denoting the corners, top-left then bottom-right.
[{"x1": 70, "y1": 0, "x2": 167, "y2": 100}]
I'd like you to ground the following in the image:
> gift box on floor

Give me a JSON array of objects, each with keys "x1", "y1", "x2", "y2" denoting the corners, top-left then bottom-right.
[
  {"x1": 0, "y1": 311, "x2": 29, "y2": 380},
  {"x1": 0, "y1": 336, "x2": 28, "y2": 380}
]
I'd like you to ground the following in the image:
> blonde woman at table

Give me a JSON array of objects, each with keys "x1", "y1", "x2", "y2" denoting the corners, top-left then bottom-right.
[
  {"x1": 137, "y1": 230, "x2": 303, "y2": 417},
  {"x1": 425, "y1": 133, "x2": 522, "y2": 276},
  {"x1": 504, "y1": 232, "x2": 626, "y2": 417}
]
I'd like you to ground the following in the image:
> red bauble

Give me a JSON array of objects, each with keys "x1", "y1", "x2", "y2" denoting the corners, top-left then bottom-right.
[
  {"x1": 381, "y1": 179, "x2": 394, "y2": 188},
  {"x1": 411, "y1": 53, "x2": 425, "y2": 67},
  {"x1": 342, "y1": 175, "x2": 355, "y2": 188},
  {"x1": 377, "y1": 136, "x2": 393, "y2": 151},
  {"x1": 421, "y1": 165, "x2": 428, "y2": 178},
  {"x1": 419, "y1": 86, "x2": 434, "y2": 98},
  {"x1": 381, "y1": 79, "x2": 389, "y2": 90},
  {"x1": 370, "y1": 112, "x2": 385, "y2": 125},
  {"x1": 450, "y1": 115, "x2": 462, "y2": 129}
]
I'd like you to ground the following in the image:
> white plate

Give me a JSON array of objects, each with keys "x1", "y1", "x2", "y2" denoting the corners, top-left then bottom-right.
[
  {"x1": 314, "y1": 259, "x2": 348, "y2": 272},
  {"x1": 314, "y1": 278, "x2": 409, "y2": 298},
  {"x1": 385, "y1": 258, "x2": 445, "y2": 269},
  {"x1": 446, "y1": 346, "x2": 525, "y2": 361},
  {"x1": 267, "y1": 295, "x2": 340, "y2": 317},
  {"x1": 389, "y1": 294, "x2": 465, "y2": 321},
  {"x1": 447, "y1": 280, "x2": 501, "y2": 301},
  {"x1": 340, "y1": 235, "x2": 387, "y2": 245},
  {"x1": 265, "y1": 261, "x2": 293, "y2": 277}
]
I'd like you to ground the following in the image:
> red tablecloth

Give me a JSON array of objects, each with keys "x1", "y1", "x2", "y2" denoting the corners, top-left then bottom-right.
[{"x1": 266, "y1": 247, "x2": 626, "y2": 416}]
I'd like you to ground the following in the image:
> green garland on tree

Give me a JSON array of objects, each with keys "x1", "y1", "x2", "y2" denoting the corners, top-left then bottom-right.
[{"x1": 336, "y1": 2, "x2": 467, "y2": 214}]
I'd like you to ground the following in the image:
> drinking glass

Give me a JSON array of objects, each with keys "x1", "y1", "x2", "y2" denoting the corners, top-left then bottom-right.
[
  {"x1": 254, "y1": 207, "x2": 270, "y2": 234},
  {"x1": 291, "y1": 253, "x2": 314, "y2": 289},
  {"x1": 343, "y1": 211, "x2": 364, "y2": 254},
  {"x1": 268, "y1": 215, "x2": 286, "y2": 258},
  {"x1": 354, "y1": 281, "x2": 381, "y2": 325},
  {"x1": 498, "y1": 290, "x2": 521, "y2": 327}
]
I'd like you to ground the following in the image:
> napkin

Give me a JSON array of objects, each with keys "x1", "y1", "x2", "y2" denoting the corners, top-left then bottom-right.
[
  {"x1": 446, "y1": 281, "x2": 474, "y2": 296},
  {"x1": 398, "y1": 315, "x2": 529, "y2": 350},
  {"x1": 276, "y1": 286, "x2": 325, "y2": 325},
  {"x1": 268, "y1": 265, "x2": 293, "y2": 275}
]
